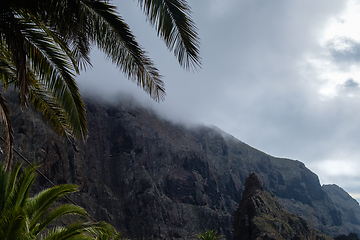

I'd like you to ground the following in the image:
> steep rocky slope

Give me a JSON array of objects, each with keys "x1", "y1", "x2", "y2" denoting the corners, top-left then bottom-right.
[
  {"x1": 2, "y1": 94, "x2": 360, "y2": 239},
  {"x1": 323, "y1": 184, "x2": 360, "y2": 236},
  {"x1": 233, "y1": 172, "x2": 331, "y2": 240}
]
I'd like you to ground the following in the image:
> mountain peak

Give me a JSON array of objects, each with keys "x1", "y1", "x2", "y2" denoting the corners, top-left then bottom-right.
[
  {"x1": 234, "y1": 173, "x2": 330, "y2": 240},
  {"x1": 244, "y1": 172, "x2": 264, "y2": 192}
]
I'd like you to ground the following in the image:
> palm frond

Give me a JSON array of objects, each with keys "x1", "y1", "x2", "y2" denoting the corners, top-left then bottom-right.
[
  {"x1": 1, "y1": 30, "x2": 78, "y2": 140},
  {"x1": 138, "y1": 0, "x2": 201, "y2": 70},
  {"x1": 0, "y1": 7, "x2": 31, "y2": 105},
  {"x1": 0, "y1": 44, "x2": 18, "y2": 87},
  {"x1": 20, "y1": 10, "x2": 85, "y2": 74},
  {"x1": 0, "y1": 206, "x2": 27, "y2": 240},
  {"x1": 22, "y1": 0, "x2": 93, "y2": 71},
  {"x1": 29, "y1": 85, "x2": 74, "y2": 139},
  {"x1": 6, "y1": 163, "x2": 37, "y2": 209},
  {"x1": 30, "y1": 204, "x2": 87, "y2": 235},
  {"x1": 195, "y1": 230, "x2": 225, "y2": 240},
  {"x1": 1, "y1": 37, "x2": 76, "y2": 142},
  {"x1": 21, "y1": 22, "x2": 87, "y2": 140},
  {"x1": 98, "y1": 231, "x2": 123, "y2": 240},
  {"x1": 81, "y1": 0, "x2": 166, "y2": 101},
  {"x1": 0, "y1": 93, "x2": 13, "y2": 171},
  {"x1": 0, "y1": 164, "x2": 116, "y2": 239},
  {"x1": 0, "y1": 163, "x2": 36, "y2": 239},
  {"x1": 26, "y1": 184, "x2": 79, "y2": 231},
  {"x1": 40, "y1": 221, "x2": 114, "y2": 240},
  {"x1": 0, "y1": 164, "x2": 10, "y2": 212},
  {"x1": 1, "y1": 163, "x2": 22, "y2": 211}
]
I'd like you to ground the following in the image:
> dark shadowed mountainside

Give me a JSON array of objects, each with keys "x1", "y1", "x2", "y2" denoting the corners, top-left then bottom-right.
[{"x1": 2, "y1": 93, "x2": 360, "y2": 239}]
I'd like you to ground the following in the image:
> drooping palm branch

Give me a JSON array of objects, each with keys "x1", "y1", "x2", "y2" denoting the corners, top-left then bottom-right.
[
  {"x1": 0, "y1": 4, "x2": 86, "y2": 170},
  {"x1": 82, "y1": 0, "x2": 166, "y2": 101},
  {"x1": 0, "y1": 94, "x2": 13, "y2": 172},
  {"x1": 0, "y1": 27, "x2": 85, "y2": 169},
  {"x1": 0, "y1": 46, "x2": 15, "y2": 172},
  {"x1": 22, "y1": 19, "x2": 87, "y2": 140},
  {"x1": 138, "y1": 0, "x2": 201, "y2": 70}
]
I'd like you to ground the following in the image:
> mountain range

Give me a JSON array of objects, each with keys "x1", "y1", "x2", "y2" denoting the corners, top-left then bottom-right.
[{"x1": 3, "y1": 93, "x2": 360, "y2": 239}]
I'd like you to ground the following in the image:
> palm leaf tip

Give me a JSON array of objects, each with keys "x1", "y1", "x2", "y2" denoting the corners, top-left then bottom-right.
[
  {"x1": 83, "y1": 0, "x2": 167, "y2": 101},
  {"x1": 138, "y1": 0, "x2": 201, "y2": 70}
]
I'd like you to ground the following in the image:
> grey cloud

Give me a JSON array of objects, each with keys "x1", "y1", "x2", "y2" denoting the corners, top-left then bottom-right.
[
  {"x1": 336, "y1": 79, "x2": 360, "y2": 97},
  {"x1": 343, "y1": 79, "x2": 359, "y2": 88},
  {"x1": 329, "y1": 38, "x2": 360, "y2": 63}
]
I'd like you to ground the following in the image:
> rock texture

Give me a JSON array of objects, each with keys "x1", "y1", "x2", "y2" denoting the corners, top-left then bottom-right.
[
  {"x1": 2, "y1": 94, "x2": 360, "y2": 239},
  {"x1": 233, "y1": 172, "x2": 331, "y2": 240},
  {"x1": 323, "y1": 185, "x2": 360, "y2": 236}
]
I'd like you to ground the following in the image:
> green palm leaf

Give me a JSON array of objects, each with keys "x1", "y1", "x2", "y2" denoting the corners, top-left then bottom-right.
[
  {"x1": 31, "y1": 204, "x2": 88, "y2": 235},
  {"x1": 98, "y1": 231, "x2": 123, "y2": 240},
  {"x1": 29, "y1": 85, "x2": 74, "y2": 138},
  {"x1": 41, "y1": 221, "x2": 114, "y2": 240},
  {"x1": 5, "y1": 163, "x2": 36, "y2": 209},
  {"x1": 1, "y1": 42, "x2": 75, "y2": 139},
  {"x1": 0, "y1": 163, "x2": 117, "y2": 239},
  {"x1": 0, "y1": 44, "x2": 17, "y2": 85},
  {"x1": 0, "y1": 163, "x2": 22, "y2": 212},
  {"x1": 22, "y1": 22, "x2": 87, "y2": 140},
  {"x1": 0, "y1": 206, "x2": 27, "y2": 240},
  {"x1": 138, "y1": 0, "x2": 201, "y2": 69},
  {"x1": 0, "y1": 44, "x2": 15, "y2": 171},
  {"x1": 18, "y1": 0, "x2": 167, "y2": 101},
  {"x1": 26, "y1": 184, "x2": 80, "y2": 229},
  {"x1": 0, "y1": 163, "x2": 34, "y2": 239},
  {"x1": 0, "y1": 7, "x2": 31, "y2": 106},
  {"x1": 81, "y1": 0, "x2": 165, "y2": 101},
  {"x1": 0, "y1": 94, "x2": 13, "y2": 171},
  {"x1": 195, "y1": 230, "x2": 226, "y2": 240}
]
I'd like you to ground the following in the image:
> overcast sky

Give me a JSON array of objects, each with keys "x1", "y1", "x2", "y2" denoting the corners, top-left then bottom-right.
[{"x1": 77, "y1": 0, "x2": 360, "y2": 201}]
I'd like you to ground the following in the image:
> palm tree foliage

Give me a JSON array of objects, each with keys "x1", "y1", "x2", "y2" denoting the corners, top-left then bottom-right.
[
  {"x1": 195, "y1": 229, "x2": 226, "y2": 240},
  {"x1": 98, "y1": 231, "x2": 123, "y2": 240},
  {"x1": 0, "y1": 163, "x2": 116, "y2": 239},
  {"x1": 0, "y1": 0, "x2": 200, "y2": 170}
]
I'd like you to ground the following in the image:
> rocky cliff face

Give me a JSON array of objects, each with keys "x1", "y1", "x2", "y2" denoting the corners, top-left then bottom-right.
[
  {"x1": 2, "y1": 94, "x2": 360, "y2": 239},
  {"x1": 233, "y1": 172, "x2": 330, "y2": 240},
  {"x1": 323, "y1": 184, "x2": 360, "y2": 236}
]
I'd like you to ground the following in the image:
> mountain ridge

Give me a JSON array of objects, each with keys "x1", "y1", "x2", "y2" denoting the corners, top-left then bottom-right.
[{"x1": 3, "y1": 93, "x2": 360, "y2": 239}]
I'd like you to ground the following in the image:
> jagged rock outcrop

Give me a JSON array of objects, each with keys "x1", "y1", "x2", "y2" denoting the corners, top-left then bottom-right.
[
  {"x1": 2, "y1": 93, "x2": 360, "y2": 239},
  {"x1": 233, "y1": 172, "x2": 330, "y2": 240}
]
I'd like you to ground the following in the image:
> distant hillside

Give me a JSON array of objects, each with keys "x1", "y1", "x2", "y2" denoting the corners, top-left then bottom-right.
[{"x1": 3, "y1": 93, "x2": 360, "y2": 239}]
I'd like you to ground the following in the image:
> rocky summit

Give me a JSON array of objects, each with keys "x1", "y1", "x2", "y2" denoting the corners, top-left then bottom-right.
[
  {"x1": 233, "y1": 172, "x2": 331, "y2": 240},
  {"x1": 3, "y1": 93, "x2": 360, "y2": 239}
]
